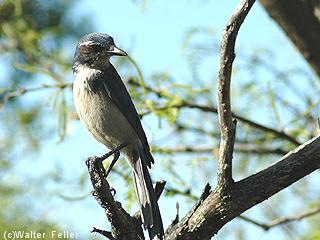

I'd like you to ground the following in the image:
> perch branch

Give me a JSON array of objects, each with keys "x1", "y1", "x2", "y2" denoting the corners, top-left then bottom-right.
[{"x1": 86, "y1": 157, "x2": 144, "y2": 240}]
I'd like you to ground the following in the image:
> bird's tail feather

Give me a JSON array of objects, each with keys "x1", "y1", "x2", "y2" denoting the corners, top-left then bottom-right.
[{"x1": 133, "y1": 148, "x2": 164, "y2": 240}]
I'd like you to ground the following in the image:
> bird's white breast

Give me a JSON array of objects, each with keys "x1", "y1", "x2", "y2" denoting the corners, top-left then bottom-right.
[{"x1": 73, "y1": 65, "x2": 139, "y2": 153}]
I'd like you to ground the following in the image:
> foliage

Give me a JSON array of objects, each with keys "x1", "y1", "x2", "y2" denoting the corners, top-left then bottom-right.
[{"x1": 0, "y1": 0, "x2": 91, "y2": 238}]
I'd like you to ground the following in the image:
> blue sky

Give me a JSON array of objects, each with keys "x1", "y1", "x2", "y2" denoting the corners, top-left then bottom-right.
[{"x1": 5, "y1": 1, "x2": 318, "y2": 239}]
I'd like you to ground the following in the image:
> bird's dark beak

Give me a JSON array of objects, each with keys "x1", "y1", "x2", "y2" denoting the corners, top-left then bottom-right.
[{"x1": 107, "y1": 46, "x2": 128, "y2": 56}]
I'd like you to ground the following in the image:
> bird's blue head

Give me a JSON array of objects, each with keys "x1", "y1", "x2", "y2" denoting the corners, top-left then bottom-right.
[{"x1": 73, "y1": 33, "x2": 127, "y2": 72}]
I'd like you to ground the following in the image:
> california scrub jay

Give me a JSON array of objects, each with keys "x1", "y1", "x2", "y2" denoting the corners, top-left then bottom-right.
[{"x1": 72, "y1": 33, "x2": 164, "y2": 240}]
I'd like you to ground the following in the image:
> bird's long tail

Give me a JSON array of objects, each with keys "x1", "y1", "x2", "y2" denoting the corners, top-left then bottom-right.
[{"x1": 133, "y1": 148, "x2": 164, "y2": 240}]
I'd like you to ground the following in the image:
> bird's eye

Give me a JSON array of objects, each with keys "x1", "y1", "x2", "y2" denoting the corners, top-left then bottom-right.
[
  {"x1": 89, "y1": 44, "x2": 103, "y2": 52},
  {"x1": 78, "y1": 41, "x2": 103, "y2": 53}
]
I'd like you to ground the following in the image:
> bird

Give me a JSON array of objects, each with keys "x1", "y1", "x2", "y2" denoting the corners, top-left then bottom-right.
[{"x1": 72, "y1": 32, "x2": 164, "y2": 240}]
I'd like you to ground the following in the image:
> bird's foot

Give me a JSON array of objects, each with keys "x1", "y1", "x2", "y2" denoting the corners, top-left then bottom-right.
[
  {"x1": 86, "y1": 142, "x2": 128, "y2": 177},
  {"x1": 100, "y1": 142, "x2": 128, "y2": 162},
  {"x1": 105, "y1": 151, "x2": 120, "y2": 178},
  {"x1": 86, "y1": 156, "x2": 107, "y2": 174}
]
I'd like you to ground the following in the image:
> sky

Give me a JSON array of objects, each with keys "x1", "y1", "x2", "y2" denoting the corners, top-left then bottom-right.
[
  {"x1": 73, "y1": 0, "x2": 310, "y2": 80},
  {"x1": 5, "y1": 0, "x2": 318, "y2": 240}
]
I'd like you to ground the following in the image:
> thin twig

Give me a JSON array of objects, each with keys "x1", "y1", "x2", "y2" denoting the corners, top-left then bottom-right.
[
  {"x1": 91, "y1": 227, "x2": 116, "y2": 240},
  {"x1": 1, "y1": 75, "x2": 300, "y2": 147},
  {"x1": 152, "y1": 144, "x2": 286, "y2": 156},
  {"x1": 1, "y1": 83, "x2": 72, "y2": 107},
  {"x1": 128, "y1": 79, "x2": 300, "y2": 146},
  {"x1": 165, "y1": 186, "x2": 197, "y2": 201},
  {"x1": 239, "y1": 206, "x2": 320, "y2": 231}
]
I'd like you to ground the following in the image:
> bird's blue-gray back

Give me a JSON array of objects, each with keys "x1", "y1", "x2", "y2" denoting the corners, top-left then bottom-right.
[{"x1": 102, "y1": 64, "x2": 150, "y2": 151}]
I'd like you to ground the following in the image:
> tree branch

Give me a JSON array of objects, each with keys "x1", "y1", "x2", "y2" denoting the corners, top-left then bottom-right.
[
  {"x1": 239, "y1": 205, "x2": 320, "y2": 231},
  {"x1": 259, "y1": 0, "x2": 320, "y2": 77},
  {"x1": 129, "y1": 79, "x2": 300, "y2": 146},
  {"x1": 152, "y1": 144, "x2": 287, "y2": 156},
  {"x1": 165, "y1": 136, "x2": 320, "y2": 240},
  {"x1": 163, "y1": 0, "x2": 319, "y2": 238},
  {"x1": 2, "y1": 80, "x2": 301, "y2": 146},
  {"x1": 86, "y1": 157, "x2": 167, "y2": 240},
  {"x1": 0, "y1": 83, "x2": 72, "y2": 107},
  {"x1": 216, "y1": 0, "x2": 256, "y2": 190},
  {"x1": 3, "y1": 80, "x2": 298, "y2": 147},
  {"x1": 86, "y1": 157, "x2": 144, "y2": 240}
]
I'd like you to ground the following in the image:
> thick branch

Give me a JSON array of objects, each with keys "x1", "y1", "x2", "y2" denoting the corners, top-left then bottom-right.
[
  {"x1": 216, "y1": 0, "x2": 256, "y2": 190},
  {"x1": 86, "y1": 157, "x2": 166, "y2": 240},
  {"x1": 259, "y1": 0, "x2": 320, "y2": 77},
  {"x1": 86, "y1": 158, "x2": 144, "y2": 240},
  {"x1": 165, "y1": 136, "x2": 320, "y2": 240}
]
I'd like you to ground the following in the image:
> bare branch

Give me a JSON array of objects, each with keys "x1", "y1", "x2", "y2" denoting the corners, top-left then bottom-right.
[
  {"x1": 177, "y1": 102, "x2": 301, "y2": 146},
  {"x1": 5, "y1": 80, "x2": 299, "y2": 147},
  {"x1": 86, "y1": 157, "x2": 144, "y2": 240},
  {"x1": 86, "y1": 157, "x2": 167, "y2": 239},
  {"x1": 165, "y1": 136, "x2": 320, "y2": 239},
  {"x1": 152, "y1": 144, "x2": 286, "y2": 156},
  {"x1": 240, "y1": 205, "x2": 320, "y2": 230},
  {"x1": 259, "y1": 0, "x2": 320, "y2": 77},
  {"x1": 165, "y1": 186, "x2": 197, "y2": 201},
  {"x1": 216, "y1": 0, "x2": 256, "y2": 190},
  {"x1": 0, "y1": 83, "x2": 72, "y2": 107},
  {"x1": 129, "y1": 79, "x2": 300, "y2": 146}
]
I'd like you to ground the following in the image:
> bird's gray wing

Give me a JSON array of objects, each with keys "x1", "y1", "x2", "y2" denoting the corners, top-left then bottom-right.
[
  {"x1": 102, "y1": 65, "x2": 162, "y2": 237},
  {"x1": 102, "y1": 64, "x2": 150, "y2": 151}
]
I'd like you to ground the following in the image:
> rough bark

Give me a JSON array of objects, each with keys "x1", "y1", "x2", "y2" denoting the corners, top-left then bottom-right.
[
  {"x1": 259, "y1": 0, "x2": 320, "y2": 77},
  {"x1": 86, "y1": 157, "x2": 145, "y2": 240},
  {"x1": 164, "y1": 136, "x2": 320, "y2": 240}
]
